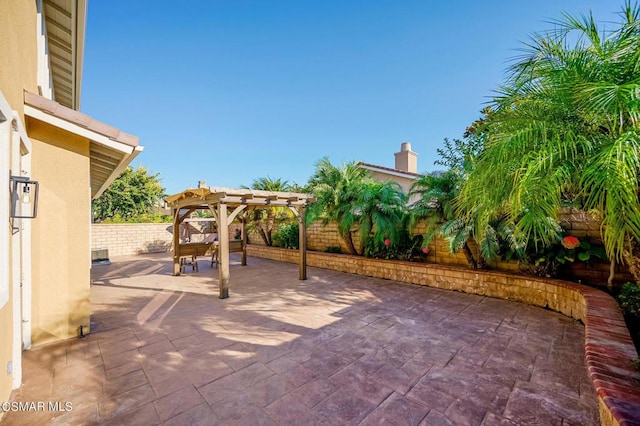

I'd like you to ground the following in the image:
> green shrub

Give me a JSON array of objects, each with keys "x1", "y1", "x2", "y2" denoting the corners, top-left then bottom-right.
[
  {"x1": 364, "y1": 231, "x2": 425, "y2": 262},
  {"x1": 617, "y1": 282, "x2": 640, "y2": 317},
  {"x1": 101, "y1": 213, "x2": 172, "y2": 223},
  {"x1": 272, "y1": 222, "x2": 299, "y2": 249},
  {"x1": 519, "y1": 235, "x2": 606, "y2": 278},
  {"x1": 325, "y1": 246, "x2": 342, "y2": 254}
]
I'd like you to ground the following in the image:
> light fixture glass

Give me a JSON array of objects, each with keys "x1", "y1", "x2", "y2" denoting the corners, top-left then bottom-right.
[
  {"x1": 10, "y1": 175, "x2": 38, "y2": 219},
  {"x1": 21, "y1": 184, "x2": 31, "y2": 204}
]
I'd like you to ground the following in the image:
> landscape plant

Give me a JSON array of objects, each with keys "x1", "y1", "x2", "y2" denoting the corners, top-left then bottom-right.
[
  {"x1": 308, "y1": 158, "x2": 407, "y2": 255},
  {"x1": 92, "y1": 166, "x2": 167, "y2": 222},
  {"x1": 272, "y1": 222, "x2": 299, "y2": 249},
  {"x1": 455, "y1": 2, "x2": 640, "y2": 286},
  {"x1": 243, "y1": 177, "x2": 293, "y2": 246},
  {"x1": 307, "y1": 158, "x2": 369, "y2": 255}
]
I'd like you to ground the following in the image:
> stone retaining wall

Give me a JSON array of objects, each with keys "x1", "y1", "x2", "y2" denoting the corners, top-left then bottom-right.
[{"x1": 246, "y1": 245, "x2": 640, "y2": 426}]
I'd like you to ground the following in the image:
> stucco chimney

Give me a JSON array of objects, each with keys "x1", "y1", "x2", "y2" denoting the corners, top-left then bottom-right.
[
  {"x1": 394, "y1": 142, "x2": 417, "y2": 173},
  {"x1": 198, "y1": 180, "x2": 207, "y2": 188}
]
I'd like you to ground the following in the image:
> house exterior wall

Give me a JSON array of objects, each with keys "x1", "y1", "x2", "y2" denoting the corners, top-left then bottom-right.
[
  {"x1": 0, "y1": 0, "x2": 38, "y2": 407},
  {"x1": 367, "y1": 169, "x2": 414, "y2": 195},
  {"x1": 0, "y1": 1, "x2": 38, "y2": 115},
  {"x1": 27, "y1": 120, "x2": 91, "y2": 345}
]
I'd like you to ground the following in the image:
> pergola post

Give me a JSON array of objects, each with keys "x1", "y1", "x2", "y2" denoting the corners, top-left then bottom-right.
[
  {"x1": 218, "y1": 202, "x2": 230, "y2": 299},
  {"x1": 172, "y1": 209, "x2": 181, "y2": 275},
  {"x1": 241, "y1": 212, "x2": 247, "y2": 266},
  {"x1": 172, "y1": 206, "x2": 197, "y2": 276},
  {"x1": 298, "y1": 205, "x2": 307, "y2": 280}
]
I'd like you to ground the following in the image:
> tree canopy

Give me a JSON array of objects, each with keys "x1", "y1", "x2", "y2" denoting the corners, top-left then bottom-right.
[
  {"x1": 307, "y1": 157, "x2": 407, "y2": 255},
  {"x1": 92, "y1": 166, "x2": 167, "y2": 222},
  {"x1": 456, "y1": 2, "x2": 640, "y2": 266}
]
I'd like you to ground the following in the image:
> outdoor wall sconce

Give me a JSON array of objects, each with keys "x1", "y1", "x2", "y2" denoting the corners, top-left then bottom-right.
[{"x1": 10, "y1": 175, "x2": 39, "y2": 219}]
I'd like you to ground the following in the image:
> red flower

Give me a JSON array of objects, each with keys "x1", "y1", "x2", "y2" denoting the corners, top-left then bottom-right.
[
  {"x1": 384, "y1": 239, "x2": 391, "y2": 246},
  {"x1": 422, "y1": 247, "x2": 430, "y2": 254},
  {"x1": 561, "y1": 236, "x2": 580, "y2": 249}
]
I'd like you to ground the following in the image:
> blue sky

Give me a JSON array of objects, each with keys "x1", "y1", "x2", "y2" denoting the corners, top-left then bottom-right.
[{"x1": 82, "y1": 0, "x2": 622, "y2": 195}]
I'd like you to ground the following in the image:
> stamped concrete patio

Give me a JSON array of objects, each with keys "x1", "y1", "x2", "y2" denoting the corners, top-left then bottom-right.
[{"x1": 2, "y1": 253, "x2": 598, "y2": 425}]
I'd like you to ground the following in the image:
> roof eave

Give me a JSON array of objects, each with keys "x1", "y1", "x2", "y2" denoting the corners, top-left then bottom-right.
[{"x1": 73, "y1": 0, "x2": 87, "y2": 110}]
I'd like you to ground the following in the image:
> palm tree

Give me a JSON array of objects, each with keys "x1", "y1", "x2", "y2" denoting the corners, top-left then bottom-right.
[
  {"x1": 307, "y1": 158, "x2": 369, "y2": 255},
  {"x1": 244, "y1": 177, "x2": 292, "y2": 246},
  {"x1": 456, "y1": 2, "x2": 640, "y2": 285},
  {"x1": 410, "y1": 171, "x2": 491, "y2": 269},
  {"x1": 354, "y1": 180, "x2": 407, "y2": 253}
]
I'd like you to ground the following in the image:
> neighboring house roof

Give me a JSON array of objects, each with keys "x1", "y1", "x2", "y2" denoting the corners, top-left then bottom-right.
[
  {"x1": 42, "y1": 0, "x2": 87, "y2": 110},
  {"x1": 24, "y1": 91, "x2": 143, "y2": 199},
  {"x1": 358, "y1": 162, "x2": 422, "y2": 179}
]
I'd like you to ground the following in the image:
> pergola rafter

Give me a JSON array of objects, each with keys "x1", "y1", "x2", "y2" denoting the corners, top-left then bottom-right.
[{"x1": 166, "y1": 187, "x2": 315, "y2": 299}]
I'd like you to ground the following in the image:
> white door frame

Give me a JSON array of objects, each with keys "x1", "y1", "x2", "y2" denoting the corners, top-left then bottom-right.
[{"x1": 1, "y1": 89, "x2": 33, "y2": 390}]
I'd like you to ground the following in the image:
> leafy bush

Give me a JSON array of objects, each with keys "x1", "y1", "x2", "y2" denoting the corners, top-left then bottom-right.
[
  {"x1": 617, "y1": 282, "x2": 640, "y2": 317},
  {"x1": 364, "y1": 231, "x2": 426, "y2": 262},
  {"x1": 272, "y1": 222, "x2": 299, "y2": 249},
  {"x1": 101, "y1": 213, "x2": 172, "y2": 223},
  {"x1": 325, "y1": 246, "x2": 342, "y2": 254},
  {"x1": 519, "y1": 235, "x2": 606, "y2": 278},
  {"x1": 93, "y1": 166, "x2": 166, "y2": 222}
]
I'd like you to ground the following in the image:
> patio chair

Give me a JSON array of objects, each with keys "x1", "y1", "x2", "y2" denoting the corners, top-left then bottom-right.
[
  {"x1": 180, "y1": 254, "x2": 198, "y2": 273},
  {"x1": 210, "y1": 243, "x2": 218, "y2": 268}
]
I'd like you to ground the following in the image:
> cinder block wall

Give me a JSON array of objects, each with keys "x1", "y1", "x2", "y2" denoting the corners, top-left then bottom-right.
[
  {"x1": 91, "y1": 223, "x2": 173, "y2": 257},
  {"x1": 91, "y1": 222, "x2": 243, "y2": 257}
]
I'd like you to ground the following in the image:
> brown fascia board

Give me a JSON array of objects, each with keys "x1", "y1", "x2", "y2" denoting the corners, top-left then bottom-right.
[
  {"x1": 358, "y1": 161, "x2": 422, "y2": 178},
  {"x1": 23, "y1": 91, "x2": 139, "y2": 147}
]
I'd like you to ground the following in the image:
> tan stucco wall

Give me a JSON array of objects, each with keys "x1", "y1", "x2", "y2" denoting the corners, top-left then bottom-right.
[
  {"x1": 368, "y1": 170, "x2": 414, "y2": 193},
  {"x1": 28, "y1": 120, "x2": 91, "y2": 345},
  {"x1": 0, "y1": 0, "x2": 38, "y2": 406},
  {"x1": 0, "y1": 0, "x2": 38, "y2": 118}
]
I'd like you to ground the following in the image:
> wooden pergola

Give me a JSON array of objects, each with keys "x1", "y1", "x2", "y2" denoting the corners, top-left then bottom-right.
[{"x1": 165, "y1": 187, "x2": 315, "y2": 299}]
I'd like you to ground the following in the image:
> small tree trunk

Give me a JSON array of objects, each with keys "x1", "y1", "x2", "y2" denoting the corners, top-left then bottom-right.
[
  {"x1": 266, "y1": 210, "x2": 275, "y2": 246},
  {"x1": 256, "y1": 226, "x2": 269, "y2": 246},
  {"x1": 344, "y1": 232, "x2": 358, "y2": 255},
  {"x1": 462, "y1": 242, "x2": 478, "y2": 270},
  {"x1": 607, "y1": 258, "x2": 616, "y2": 292}
]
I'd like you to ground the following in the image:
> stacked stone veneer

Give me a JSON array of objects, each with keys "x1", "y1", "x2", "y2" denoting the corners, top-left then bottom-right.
[
  {"x1": 92, "y1": 223, "x2": 174, "y2": 257},
  {"x1": 247, "y1": 245, "x2": 640, "y2": 426}
]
